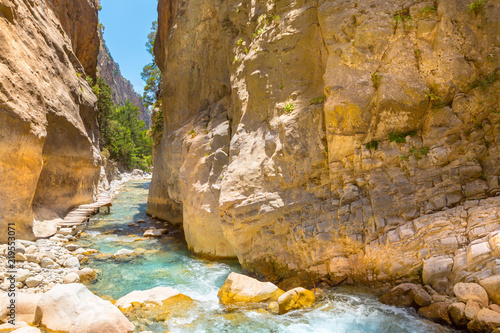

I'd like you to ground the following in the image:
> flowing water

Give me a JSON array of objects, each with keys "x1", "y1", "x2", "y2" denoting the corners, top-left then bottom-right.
[{"x1": 75, "y1": 180, "x2": 456, "y2": 333}]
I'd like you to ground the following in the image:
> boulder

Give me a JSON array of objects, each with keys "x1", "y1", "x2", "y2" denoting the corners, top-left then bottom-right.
[
  {"x1": 449, "y1": 302, "x2": 468, "y2": 327},
  {"x1": 418, "y1": 302, "x2": 452, "y2": 325},
  {"x1": 34, "y1": 283, "x2": 134, "y2": 332},
  {"x1": 115, "y1": 286, "x2": 192, "y2": 311},
  {"x1": 277, "y1": 287, "x2": 315, "y2": 314},
  {"x1": 491, "y1": 304, "x2": 500, "y2": 313},
  {"x1": 76, "y1": 268, "x2": 97, "y2": 284},
  {"x1": 65, "y1": 244, "x2": 80, "y2": 251},
  {"x1": 32, "y1": 219, "x2": 59, "y2": 238},
  {"x1": 63, "y1": 272, "x2": 80, "y2": 284},
  {"x1": 143, "y1": 228, "x2": 166, "y2": 237},
  {"x1": 454, "y1": 283, "x2": 489, "y2": 307},
  {"x1": 480, "y1": 275, "x2": 500, "y2": 305},
  {"x1": 217, "y1": 272, "x2": 284, "y2": 305},
  {"x1": 466, "y1": 300, "x2": 483, "y2": 321},
  {"x1": 379, "y1": 283, "x2": 431, "y2": 308},
  {"x1": 0, "y1": 293, "x2": 41, "y2": 324},
  {"x1": 468, "y1": 309, "x2": 500, "y2": 332}
]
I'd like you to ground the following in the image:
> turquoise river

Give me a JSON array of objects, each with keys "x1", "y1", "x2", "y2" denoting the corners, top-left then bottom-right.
[{"x1": 75, "y1": 180, "x2": 459, "y2": 333}]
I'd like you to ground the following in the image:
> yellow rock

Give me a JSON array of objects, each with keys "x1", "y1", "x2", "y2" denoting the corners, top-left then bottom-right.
[
  {"x1": 217, "y1": 272, "x2": 284, "y2": 305},
  {"x1": 278, "y1": 287, "x2": 315, "y2": 314}
]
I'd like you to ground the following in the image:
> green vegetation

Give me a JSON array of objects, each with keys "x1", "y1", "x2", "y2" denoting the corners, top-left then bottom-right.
[
  {"x1": 95, "y1": 77, "x2": 152, "y2": 170},
  {"x1": 283, "y1": 102, "x2": 295, "y2": 113},
  {"x1": 409, "y1": 146, "x2": 430, "y2": 160},
  {"x1": 310, "y1": 95, "x2": 326, "y2": 105},
  {"x1": 414, "y1": 49, "x2": 421, "y2": 59},
  {"x1": 365, "y1": 141, "x2": 379, "y2": 150},
  {"x1": 188, "y1": 129, "x2": 197, "y2": 138},
  {"x1": 425, "y1": 90, "x2": 445, "y2": 108},
  {"x1": 389, "y1": 131, "x2": 416, "y2": 144},
  {"x1": 393, "y1": 10, "x2": 412, "y2": 30},
  {"x1": 468, "y1": 0, "x2": 486, "y2": 13},
  {"x1": 237, "y1": 38, "x2": 243, "y2": 46},
  {"x1": 371, "y1": 72, "x2": 381, "y2": 88},
  {"x1": 421, "y1": 6, "x2": 437, "y2": 13},
  {"x1": 471, "y1": 70, "x2": 499, "y2": 90},
  {"x1": 141, "y1": 21, "x2": 163, "y2": 108}
]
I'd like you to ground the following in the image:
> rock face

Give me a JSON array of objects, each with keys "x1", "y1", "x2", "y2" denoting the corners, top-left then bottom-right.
[
  {"x1": 97, "y1": 32, "x2": 151, "y2": 128},
  {"x1": 0, "y1": 0, "x2": 101, "y2": 242},
  {"x1": 149, "y1": 0, "x2": 500, "y2": 286}
]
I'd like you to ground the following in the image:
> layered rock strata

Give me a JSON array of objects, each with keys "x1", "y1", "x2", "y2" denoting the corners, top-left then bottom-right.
[
  {"x1": 149, "y1": 0, "x2": 500, "y2": 289},
  {"x1": 0, "y1": 0, "x2": 101, "y2": 241}
]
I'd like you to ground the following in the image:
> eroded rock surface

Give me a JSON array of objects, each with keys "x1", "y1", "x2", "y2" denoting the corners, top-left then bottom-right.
[
  {"x1": 0, "y1": 0, "x2": 101, "y2": 242},
  {"x1": 149, "y1": 0, "x2": 500, "y2": 288}
]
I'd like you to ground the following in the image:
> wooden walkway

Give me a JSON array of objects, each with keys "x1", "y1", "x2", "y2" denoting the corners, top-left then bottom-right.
[{"x1": 59, "y1": 196, "x2": 113, "y2": 227}]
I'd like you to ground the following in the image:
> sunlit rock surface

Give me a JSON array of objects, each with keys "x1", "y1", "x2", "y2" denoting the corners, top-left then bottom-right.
[{"x1": 149, "y1": 0, "x2": 500, "y2": 288}]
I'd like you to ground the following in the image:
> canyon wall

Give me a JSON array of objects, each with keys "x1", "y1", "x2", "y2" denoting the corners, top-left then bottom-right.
[
  {"x1": 149, "y1": 0, "x2": 500, "y2": 291},
  {"x1": 0, "y1": 0, "x2": 101, "y2": 241},
  {"x1": 97, "y1": 34, "x2": 151, "y2": 128}
]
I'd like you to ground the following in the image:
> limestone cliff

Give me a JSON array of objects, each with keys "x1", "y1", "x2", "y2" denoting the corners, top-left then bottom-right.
[
  {"x1": 0, "y1": 0, "x2": 101, "y2": 241},
  {"x1": 149, "y1": 0, "x2": 500, "y2": 291},
  {"x1": 97, "y1": 33, "x2": 151, "y2": 128}
]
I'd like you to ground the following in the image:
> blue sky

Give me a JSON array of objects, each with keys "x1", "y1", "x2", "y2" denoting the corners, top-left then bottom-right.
[{"x1": 99, "y1": 0, "x2": 158, "y2": 94}]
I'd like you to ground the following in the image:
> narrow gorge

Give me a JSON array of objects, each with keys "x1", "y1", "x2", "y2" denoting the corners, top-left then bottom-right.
[{"x1": 0, "y1": 0, "x2": 500, "y2": 332}]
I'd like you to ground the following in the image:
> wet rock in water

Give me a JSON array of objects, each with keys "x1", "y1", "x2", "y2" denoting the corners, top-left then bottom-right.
[
  {"x1": 267, "y1": 301, "x2": 279, "y2": 314},
  {"x1": 449, "y1": 302, "x2": 468, "y2": 327},
  {"x1": 467, "y1": 309, "x2": 500, "y2": 332},
  {"x1": 465, "y1": 300, "x2": 483, "y2": 321},
  {"x1": 218, "y1": 272, "x2": 284, "y2": 305},
  {"x1": 114, "y1": 249, "x2": 135, "y2": 257},
  {"x1": 116, "y1": 286, "x2": 191, "y2": 311},
  {"x1": 94, "y1": 253, "x2": 114, "y2": 261},
  {"x1": 77, "y1": 268, "x2": 97, "y2": 284},
  {"x1": 25, "y1": 275, "x2": 43, "y2": 288},
  {"x1": 34, "y1": 283, "x2": 134, "y2": 332},
  {"x1": 0, "y1": 293, "x2": 41, "y2": 324},
  {"x1": 128, "y1": 222, "x2": 139, "y2": 227},
  {"x1": 418, "y1": 302, "x2": 453, "y2": 325},
  {"x1": 63, "y1": 272, "x2": 80, "y2": 284},
  {"x1": 277, "y1": 287, "x2": 315, "y2": 314},
  {"x1": 480, "y1": 275, "x2": 500, "y2": 306},
  {"x1": 137, "y1": 219, "x2": 146, "y2": 224},
  {"x1": 454, "y1": 283, "x2": 489, "y2": 307},
  {"x1": 63, "y1": 257, "x2": 80, "y2": 269},
  {"x1": 379, "y1": 283, "x2": 431, "y2": 308},
  {"x1": 143, "y1": 227, "x2": 167, "y2": 237}
]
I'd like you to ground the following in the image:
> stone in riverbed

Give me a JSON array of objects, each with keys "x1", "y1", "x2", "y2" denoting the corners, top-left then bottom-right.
[
  {"x1": 63, "y1": 272, "x2": 80, "y2": 284},
  {"x1": 218, "y1": 272, "x2": 285, "y2": 305},
  {"x1": 77, "y1": 268, "x2": 97, "y2": 284},
  {"x1": 467, "y1": 308, "x2": 500, "y2": 332},
  {"x1": 63, "y1": 257, "x2": 80, "y2": 269},
  {"x1": 25, "y1": 275, "x2": 43, "y2": 288},
  {"x1": 418, "y1": 302, "x2": 453, "y2": 325},
  {"x1": 34, "y1": 283, "x2": 134, "y2": 332},
  {"x1": 115, "y1": 286, "x2": 192, "y2": 311},
  {"x1": 65, "y1": 244, "x2": 80, "y2": 251},
  {"x1": 449, "y1": 302, "x2": 468, "y2": 327},
  {"x1": 454, "y1": 283, "x2": 489, "y2": 307},
  {"x1": 143, "y1": 227, "x2": 167, "y2": 237},
  {"x1": 16, "y1": 269, "x2": 30, "y2": 283},
  {"x1": 114, "y1": 249, "x2": 135, "y2": 257},
  {"x1": 465, "y1": 300, "x2": 483, "y2": 321},
  {"x1": 480, "y1": 275, "x2": 500, "y2": 305},
  {"x1": 277, "y1": 287, "x2": 315, "y2": 314},
  {"x1": 379, "y1": 283, "x2": 431, "y2": 308}
]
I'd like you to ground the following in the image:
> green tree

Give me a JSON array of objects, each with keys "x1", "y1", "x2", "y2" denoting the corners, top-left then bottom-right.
[{"x1": 141, "y1": 21, "x2": 163, "y2": 108}]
